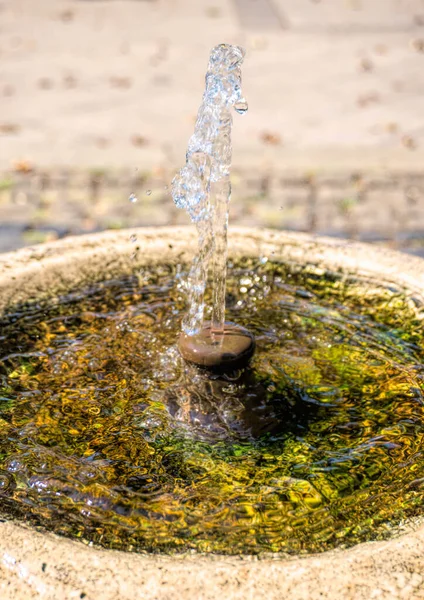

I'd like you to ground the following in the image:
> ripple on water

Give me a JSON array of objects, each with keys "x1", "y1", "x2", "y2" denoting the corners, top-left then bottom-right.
[{"x1": 0, "y1": 259, "x2": 423, "y2": 554}]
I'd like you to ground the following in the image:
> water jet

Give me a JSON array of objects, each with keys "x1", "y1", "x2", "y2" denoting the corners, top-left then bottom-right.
[{"x1": 172, "y1": 44, "x2": 255, "y2": 370}]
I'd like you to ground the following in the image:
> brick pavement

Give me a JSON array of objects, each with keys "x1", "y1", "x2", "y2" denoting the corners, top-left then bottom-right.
[
  {"x1": 1, "y1": 0, "x2": 424, "y2": 253},
  {"x1": 1, "y1": 166, "x2": 424, "y2": 255}
]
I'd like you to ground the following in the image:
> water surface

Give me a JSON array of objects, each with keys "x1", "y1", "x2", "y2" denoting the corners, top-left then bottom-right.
[{"x1": 0, "y1": 259, "x2": 423, "y2": 554}]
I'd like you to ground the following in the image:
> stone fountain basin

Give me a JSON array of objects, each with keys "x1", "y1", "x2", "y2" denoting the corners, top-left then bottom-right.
[{"x1": 0, "y1": 226, "x2": 423, "y2": 600}]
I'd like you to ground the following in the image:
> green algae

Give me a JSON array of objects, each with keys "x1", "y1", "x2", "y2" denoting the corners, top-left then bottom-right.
[{"x1": 0, "y1": 258, "x2": 423, "y2": 555}]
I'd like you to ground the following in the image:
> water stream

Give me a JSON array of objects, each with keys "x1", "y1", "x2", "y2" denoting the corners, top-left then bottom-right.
[{"x1": 172, "y1": 44, "x2": 248, "y2": 336}]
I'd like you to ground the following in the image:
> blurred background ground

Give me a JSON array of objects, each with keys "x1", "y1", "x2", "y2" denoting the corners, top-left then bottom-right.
[{"x1": 1, "y1": 0, "x2": 424, "y2": 253}]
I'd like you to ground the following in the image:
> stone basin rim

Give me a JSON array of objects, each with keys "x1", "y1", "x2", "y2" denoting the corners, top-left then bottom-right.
[
  {"x1": 0, "y1": 226, "x2": 423, "y2": 600},
  {"x1": 1, "y1": 226, "x2": 424, "y2": 313}
]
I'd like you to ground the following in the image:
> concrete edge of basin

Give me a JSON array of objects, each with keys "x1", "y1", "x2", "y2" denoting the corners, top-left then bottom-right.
[{"x1": 0, "y1": 226, "x2": 423, "y2": 600}]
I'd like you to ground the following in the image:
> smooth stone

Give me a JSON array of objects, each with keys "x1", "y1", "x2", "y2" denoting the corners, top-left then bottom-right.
[{"x1": 178, "y1": 321, "x2": 255, "y2": 370}]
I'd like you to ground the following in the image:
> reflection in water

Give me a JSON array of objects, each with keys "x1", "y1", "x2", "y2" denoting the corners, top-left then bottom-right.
[
  {"x1": 0, "y1": 259, "x2": 423, "y2": 554},
  {"x1": 166, "y1": 368, "x2": 320, "y2": 442}
]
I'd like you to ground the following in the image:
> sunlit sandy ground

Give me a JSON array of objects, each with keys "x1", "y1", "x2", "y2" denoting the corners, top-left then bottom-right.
[
  {"x1": 1, "y1": 0, "x2": 424, "y2": 253},
  {"x1": 1, "y1": 0, "x2": 424, "y2": 171}
]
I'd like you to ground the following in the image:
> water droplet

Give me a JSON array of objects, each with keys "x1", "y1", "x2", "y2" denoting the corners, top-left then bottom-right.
[
  {"x1": 234, "y1": 99, "x2": 248, "y2": 115},
  {"x1": 146, "y1": 189, "x2": 152, "y2": 196},
  {"x1": 130, "y1": 234, "x2": 137, "y2": 243},
  {"x1": 129, "y1": 193, "x2": 138, "y2": 203},
  {"x1": 164, "y1": 185, "x2": 168, "y2": 190}
]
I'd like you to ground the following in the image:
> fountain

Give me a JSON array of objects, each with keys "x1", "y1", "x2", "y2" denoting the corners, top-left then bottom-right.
[{"x1": 0, "y1": 45, "x2": 423, "y2": 600}]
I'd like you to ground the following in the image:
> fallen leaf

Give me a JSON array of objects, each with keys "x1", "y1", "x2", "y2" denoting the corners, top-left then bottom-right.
[
  {"x1": 357, "y1": 92, "x2": 381, "y2": 108},
  {"x1": 131, "y1": 135, "x2": 149, "y2": 147},
  {"x1": 38, "y1": 78, "x2": 53, "y2": 90},
  {"x1": 0, "y1": 123, "x2": 20, "y2": 135},
  {"x1": 260, "y1": 131, "x2": 282, "y2": 145},
  {"x1": 63, "y1": 75, "x2": 77, "y2": 89},
  {"x1": 401, "y1": 135, "x2": 417, "y2": 150},
  {"x1": 109, "y1": 76, "x2": 132, "y2": 89},
  {"x1": 359, "y1": 58, "x2": 373, "y2": 72},
  {"x1": 59, "y1": 10, "x2": 74, "y2": 23},
  {"x1": 13, "y1": 160, "x2": 34, "y2": 173},
  {"x1": 410, "y1": 38, "x2": 424, "y2": 53},
  {"x1": 206, "y1": 6, "x2": 221, "y2": 18},
  {"x1": 385, "y1": 122, "x2": 399, "y2": 134}
]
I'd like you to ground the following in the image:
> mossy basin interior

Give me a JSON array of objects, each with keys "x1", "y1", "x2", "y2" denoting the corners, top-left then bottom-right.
[{"x1": 0, "y1": 229, "x2": 423, "y2": 557}]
